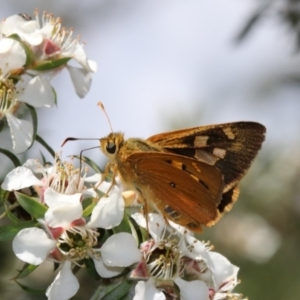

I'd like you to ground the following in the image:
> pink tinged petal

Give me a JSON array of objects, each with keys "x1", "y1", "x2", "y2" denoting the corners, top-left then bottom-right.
[
  {"x1": 131, "y1": 261, "x2": 150, "y2": 279},
  {"x1": 133, "y1": 279, "x2": 165, "y2": 300},
  {"x1": 12, "y1": 227, "x2": 56, "y2": 265},
  {"x1": 175, "y1": 278, "x2": 209, "y2": 300},
  {"x1": 1, "y1": 166, "x2": 43, "y2": 190},
  {"x1": 87, "y1": 192, "x2": 124, "y2": 229},
  {"x1": 66, "y1": 65, "x2": 92, "y2": 98},
  {"x1": 207, "y1": 252, "x2": 239, "y2": 290},
  {"x1": 93, "y1": 257, "x2": 124, "y2": 278},
  {"x1": 44, "y1": 39, "x2": 60, "y2": 55},
  {"x1": 19, "y1": 76, "x2": 55, "y2": 107},
  {"x1": 46, "y1": 261, "x2": 79, "y2": 300},
  {"x1": 101, "y1": 233, "x2": 141, "y2": 267},
  {"x1": 6, "y1": 113, "x2": 33, "y2": 154}
]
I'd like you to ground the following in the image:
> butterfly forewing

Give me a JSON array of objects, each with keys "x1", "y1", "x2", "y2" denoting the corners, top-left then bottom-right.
[
  {"x1": 147, "y1": 122, "x2": 266, "y2": 191},
  {"x1": 126, "y1": 152, "x2": 224, "y2": 231}
]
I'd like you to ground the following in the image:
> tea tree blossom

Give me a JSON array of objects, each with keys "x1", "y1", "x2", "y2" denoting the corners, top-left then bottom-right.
[
  {"x1": 12, "y1": 187, "x2": 140, "y2": 300},
  {"x1": 131, "y1": 213, "x2": 244, "y2": 300},
  {"x1": 0, "y1": 11, "x2": 96, "y2": 153},
  {"x1": 1, "y1": 11, "x2": 97, "y2": 98}
]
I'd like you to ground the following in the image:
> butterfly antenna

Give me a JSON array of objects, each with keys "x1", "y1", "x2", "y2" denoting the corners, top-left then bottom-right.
[{"x1": 97, "y1": 101, "x2": 113, "y2": 133}]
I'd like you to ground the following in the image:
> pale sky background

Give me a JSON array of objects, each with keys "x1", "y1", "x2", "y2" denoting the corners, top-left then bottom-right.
[{"x1": 1, "y1": 0, "x2": 300, "y2": 163}]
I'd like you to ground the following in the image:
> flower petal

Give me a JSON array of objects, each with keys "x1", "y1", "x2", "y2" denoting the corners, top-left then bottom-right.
[
  {"x1": 131, "y1": 213, "x2": 166, "y2": 241},
  {"x1": 46, "y1": 261, "x2": 79, "y2": 300},
  {"x1": 18, "y1": 76, "x2": 55, "y2": 108},
  {"x1": 6, "y1": 113, "x2": 33, "y2": 154},
  {"x1": 0, "y1": 38, "x2": 26, "y2": 74},
  {"x1": 44, "y1": 188, "x2": 83, "y2": 228},
  {"x1": 12, "y1": 227, "x2": 56, "y2": 265},
  {"x1": 44, "y1": 187, "x2": 81, "y2": 206},
  {"x1": 1, "y1": 166, "x2": 43, "y2": 190},
  {"x1": 133, "y1": 279, "x2": 165, "y2": 300},
  {"x1": 66, "y1": 65, "x2": 92, "y2": 98},
  {"x1": 93, "y1": 257, "x2": 124, "y2": 278},
  {"x1": 87, "y1": 192, "x2": 124, "y2": 229},
  {"x1": 101, "y1": 233, "x2": 141, "y2": 267},
  {"x1": 207, "y1": 252, "x2": 239, "y2": 290},
  {"x1": 175, "y1": 278, "x2": 209, "y2": 300}
]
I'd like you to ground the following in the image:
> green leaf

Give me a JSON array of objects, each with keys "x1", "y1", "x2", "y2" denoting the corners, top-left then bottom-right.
[
  {"x1": 15, "y1": 192, "x2": 47, "y2": 219},
  {"x1": 101, "y1": 279, "x2": 132, "y2": 300},
  {"x1": 7, "y1": 34, "x2": 34, "y2": 66},
  {"x1": 15, "y1": 280, "x2": 45, "y2": 294},
  {"x1": 4, "y1": 203, "x2": 23, "y2": 223},
  {"x1": 84, "y1": 258, "x2": 101, "y2": 280},
  {"x1": 82, "y1": 197, "x2": 97, "y2": 217},
  {"x1": 36, "y1": 135, "x2": 55, "y2": 158},
  {"x1": 25, "y1": 104, "x2": 37, "y2": 148},
  {"x1": 0, "y1": 220, "x2": 37, "y2": 241},
  {"x1": 0, "y1": 148, "x2": 21, "y2": 167},
  {"x1": 89, "y1": 279, "x2": 133, "y2": 300},
  {"x1": 15, "y1": 263, "x2": 39, "y2": 279},
  {"x1": 112, "y1": 214, "x2": 132, "y2": 235},
  {"x1": 32, "y1": 57, "x2": 72, "y2": 71},
  {"x1": 73, "y1": 155, "x2": 103, "y2": 174},
  {"x1": 0, "y1": 186, "x2": 9, "y2": 205}
]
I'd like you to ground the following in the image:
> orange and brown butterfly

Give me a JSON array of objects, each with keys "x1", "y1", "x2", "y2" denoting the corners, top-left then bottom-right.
[{"x1": 97, "y1": 115, "x2": 266, "y2": 233}]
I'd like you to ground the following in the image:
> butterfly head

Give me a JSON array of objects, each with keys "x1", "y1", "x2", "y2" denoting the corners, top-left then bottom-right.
[{"x1": 100, "y1": 132, "x2": 124, "y2": 161}]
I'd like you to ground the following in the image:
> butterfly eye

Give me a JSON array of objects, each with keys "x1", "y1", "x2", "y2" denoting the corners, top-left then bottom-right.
[{"x1": 106, "y1": 141, "x2": 117, "y2": 154}]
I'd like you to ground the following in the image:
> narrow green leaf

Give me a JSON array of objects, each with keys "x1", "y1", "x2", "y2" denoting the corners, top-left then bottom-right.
[
  {"x1": 32, "y1": 57, "x2": 71, "y2": 70},
  {"x1": 15, "y1": 280, "x2": 45, "y2": 294},
  {"x1": 73, "y1": 155, "x2": 103, "y2": 174},
  {"x1": 0, "y1": 220, "x2": 37, "y2": 241},
  {"x1": 25, "y1": 104, "x2": 37, "y2": 148},
  {"x1": 82, "y1": 197, "x2": 97, "y2": 217},
  {"x1": 112, "y1": 214, "x2": 132, "y2": 235},
  {"x1": 0, "y1": 148, "x2": 21, "y2": 167},
  {"x1": 84, "y1": 258, "x2": 101, "y2": 280},
  {"x1": 7, "y1": 34, "x2": 34, "y2": 66},
  {"x1": 0, "y1": 186, "x2": 9, "y2": 205},
  {"x1": 101, "y1": 279, "x2": 132, "y2": 300},
  {"x1": 4, "y1": 203, "x2": 23, "y2": 223},
  {"x1": 15, "y1": 192, "x2": 47, "y2": 219},
  {"x1": 15, "y1": 263, "x2": 39, "y2": 279},
  {"x1": 36, "y1": 135, "x2": 55, "y2": 158}
]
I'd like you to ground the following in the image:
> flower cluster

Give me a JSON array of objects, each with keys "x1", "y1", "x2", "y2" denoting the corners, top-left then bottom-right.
[
  {"x1": 2, "y1": 156, "x2": 141, "y2": 299},
  {"x1": 0, "y1": 10, "x2": 246, "y2": 300},
  {"x1": 0, "y1": 11, "x2": 96, "y2": 153},
  {"x1": 0, "y1": 155, "x2": 245, "y2": 300}
]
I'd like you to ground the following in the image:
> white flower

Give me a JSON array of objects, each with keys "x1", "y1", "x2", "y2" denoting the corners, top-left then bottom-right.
[
  {"x1": 87, "y1": 182, "x2": 125, "y2": 229},
  {"x1": 131, "y1": 213, "x2": 243, "y2": 300},
  {"x1": 0, "y1": 36, "x2": 55, "y2": 153},
  {"x1": 1, "y1": 156, "x2": 86, "y2": 201},
  {"x1": 12, "y1": 187, "x2": 140, "y2": 299},
  {"x1": 1, "y1": 12, "x2": 97, "y2": 98}
]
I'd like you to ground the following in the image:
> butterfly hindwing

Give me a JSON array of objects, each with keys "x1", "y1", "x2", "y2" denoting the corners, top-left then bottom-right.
[{"x1": 126, "y1": 152, "x2": 224, "y2": 231}]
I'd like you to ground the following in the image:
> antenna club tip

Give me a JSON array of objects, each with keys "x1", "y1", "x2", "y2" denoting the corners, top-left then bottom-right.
[{"x1": 97, "y1": 101, "x2": 104, "y2": 109}]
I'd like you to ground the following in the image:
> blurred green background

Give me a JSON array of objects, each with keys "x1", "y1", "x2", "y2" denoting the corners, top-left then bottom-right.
[{"x1": 1, "y1": 1, "x2": 300, "y2": 299}]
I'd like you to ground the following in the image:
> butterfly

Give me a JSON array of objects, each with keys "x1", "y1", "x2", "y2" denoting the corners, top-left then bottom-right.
[{"x1": 98, "y1": 121, "x2": 266, "y2": 232}]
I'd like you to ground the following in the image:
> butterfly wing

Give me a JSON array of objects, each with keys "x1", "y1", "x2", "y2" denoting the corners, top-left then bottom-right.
[
  {"x1": 126, "y1": 152, "x2": 224, "y2": 232},
  {"x1": 147, "y1": 122, "x2": 266, "y2": 192}
]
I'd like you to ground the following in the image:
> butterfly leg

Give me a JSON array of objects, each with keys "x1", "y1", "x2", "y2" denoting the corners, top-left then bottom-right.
[{"x1": 94, "y1": 162, "x2": 118, "y2": 196}]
